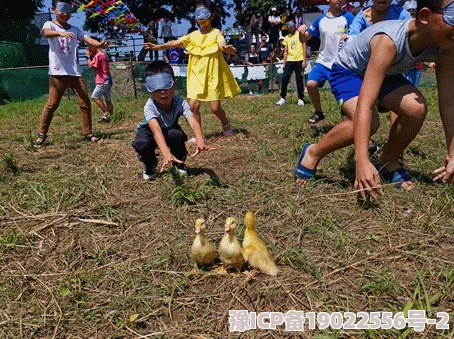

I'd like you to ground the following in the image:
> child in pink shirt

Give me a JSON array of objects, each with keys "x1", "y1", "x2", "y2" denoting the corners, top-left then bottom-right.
[{"x1": 86, "y1": 43, "x2": 114, "y2": 122}]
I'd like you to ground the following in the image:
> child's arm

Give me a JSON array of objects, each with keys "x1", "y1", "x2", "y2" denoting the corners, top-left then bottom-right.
[
  {"x1": 433, "y1": 48, "x2": 454, "y2": 184},
  {"x1": 297, "y1": 25, "x2": 313, "y2": 44},
  {"x1": 302, "y1": 41, "x2": 307, "y2": 69},
  {"x1": 186, "y1": 116, "x2": 216, "y2": 158},
  {"x1": 84, "y1": 36, "x2": 108, "y2": 49},
  {"x1": 148, "y1": 119, "x2": 183, "y2": 172},
  {"x1": 283, "y1": 45, "x2": 288, "y2": 67},
  {"x1": 42, "y1": 28, "x2": 74, "y2": 39},
  {"x1": 354, "y1": 34, "x2": 396, "y2": 199},
  {"x1": 144, "y1": 39, "x2": 183, "y2": 51},
  {"x1": 217, "y1": 33, "x2": 237, "y2": 54}
]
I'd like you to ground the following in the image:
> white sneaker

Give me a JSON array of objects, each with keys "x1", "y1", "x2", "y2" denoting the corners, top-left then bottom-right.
[
  {"x1": 298, "y1": 99, "x2": 305, "y2": 106},
  {"x1": 276, "y1": 98, "x2": 286, "y2": 106}
]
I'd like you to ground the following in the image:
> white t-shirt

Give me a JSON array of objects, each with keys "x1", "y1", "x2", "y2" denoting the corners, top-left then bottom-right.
[
  {"x1": 42, "y1": 21, "x2": 85, "y2": 76},
  {"x1": 161, "y1": 20, "x2": 172, "y2": 38}
]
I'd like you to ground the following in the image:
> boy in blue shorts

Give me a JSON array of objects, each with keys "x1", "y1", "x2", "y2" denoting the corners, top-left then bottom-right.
[
  {"x1": 132, "y1": 61, "x2": 214, "y2": 180},
  {"x1": 294, "y1": 0, "x2": 454, "y2": 198},
  {"x1": 297, "y1": 0, "x2": 354, "y2": 124}
]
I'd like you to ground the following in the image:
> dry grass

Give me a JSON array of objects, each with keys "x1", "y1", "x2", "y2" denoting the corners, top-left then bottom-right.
[{"x1": 0, "y1": 87, "x2": 453, "y2": 338}]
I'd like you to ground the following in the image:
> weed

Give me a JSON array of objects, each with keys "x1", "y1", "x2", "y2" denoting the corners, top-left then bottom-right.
[
  {"x1": 2, "y1": 152, "x2": 19, "y2": 174},
  {"x1": 167, "y1": 169, "x2": 213, "y2": 206}
]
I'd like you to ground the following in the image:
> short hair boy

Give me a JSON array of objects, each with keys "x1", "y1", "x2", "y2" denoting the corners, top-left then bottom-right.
[
  {"x1": 131, "y1": 60, "x2": 214, "y2": 180},
  {"x1": 295, "y1": 0, "x2": 454, "y2": 197}
]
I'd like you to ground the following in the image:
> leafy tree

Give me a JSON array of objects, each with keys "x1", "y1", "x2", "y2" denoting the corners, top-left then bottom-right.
[
  {"x1": 82, "y1": 0, "x2": 235, "y2": 39},
  {"x1": 0, "y1": 0, "x2": 44, "y2": 42}
]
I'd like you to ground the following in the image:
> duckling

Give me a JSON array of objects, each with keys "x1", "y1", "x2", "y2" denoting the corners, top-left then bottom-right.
[
  {"x1": 242, "y1": 211, "x2": 279, "y2": 276},
  {"x1": 217, "y1": 217, "x2": 244, "y2": 273},
  {"x1": 190, "y1": 218, "x2": 216, "y2": 268}
]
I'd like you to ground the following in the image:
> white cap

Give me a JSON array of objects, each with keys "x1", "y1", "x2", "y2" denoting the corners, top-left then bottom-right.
[
  {"x1": 402, "y1": 0, "x2": 417, "y2": 10},
  {"x1": 271, "y1": 7, "x2": 277, "y2": 11}
]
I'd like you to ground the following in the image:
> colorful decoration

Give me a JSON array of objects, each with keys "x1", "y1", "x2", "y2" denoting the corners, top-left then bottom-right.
[{"x1": 72, "y1": 0, "x2": 145, "y2": 34}]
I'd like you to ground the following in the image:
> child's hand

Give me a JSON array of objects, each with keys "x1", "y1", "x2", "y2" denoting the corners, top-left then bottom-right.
[
  {"x1": 433, "y1": 155, "x2": 454, "y2": 184},
  {"x1": 144, "y1": 43, "x2": 159, "y2": 50},
  {"x1": 339, "y1": 34, "x2": 347, "y2": 42},
  {"x1": 85, "y1": 49, "x2": 91, "y2": 57},
  {"x1": 160, "y1": 154, "x2": 183, "y2": 173},
  {"x1": 59, "y1": 31, "x2": 75, "y2": 39},
  {"x1": 99, "y1": 41, "x2": 108, "y2": 49},
  {"x1": 190, "y1": 144, "x2": 216, "y2": 158},
  {"x1": 223, "y1": 45, "x2": 237, "y2": 54},
  {"x1": 354, "y1": 161, "x2": 383, "y2": 200}
]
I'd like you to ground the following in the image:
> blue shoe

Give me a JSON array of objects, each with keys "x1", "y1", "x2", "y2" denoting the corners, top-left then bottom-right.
[
  {"x1": 374, "y1": 163, "x2": 412, "y2": 189},
  {"x1": 294, "y1": 143, "x2": 316, "y2": 183}
]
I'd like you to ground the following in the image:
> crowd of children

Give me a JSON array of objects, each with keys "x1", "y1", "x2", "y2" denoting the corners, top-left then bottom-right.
[{"x1": 37, "y1": 0, "x2": 454, "y2": 195}]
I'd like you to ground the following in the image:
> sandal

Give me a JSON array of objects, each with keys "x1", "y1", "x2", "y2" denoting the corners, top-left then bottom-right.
[
  {"x1": 98, "y1": 113, "x2": 111, "y2": 123},
  {"x1": 374, "y1": 163, "x2": 413, "y2": 189},
  {"x1": 294, "y1": 143, "x2": 316, "y2": 184},
  {"x1": 222, "y1": 119, "x2": 233, "y2": 136},
  {"x1": 86, "y1": 134, "x2": 101, "y2": 143},
  {"x1": 35, "y1": 133, "x2": 47, "y2": 147},
  {"x1": 308, "y1": 111, "x2": 325, "y2": 124}
]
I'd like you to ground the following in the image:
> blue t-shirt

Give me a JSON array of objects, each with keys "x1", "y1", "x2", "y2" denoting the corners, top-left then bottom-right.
[
  {"x1": 258, "y1": 42, "x2": 273, "y2": 61},
  {"x1": 165, "y1": 47, "x2": 185, "y2": 64},
  {"x1": 142, "y1": 96, "x2": 193, "y2": 129},
  {"x1": 347, "y1": 4, "x2": 411, "y2": 42},
  {"x1": 307, "y1": 11, "x2": 354, "y2": 69}
]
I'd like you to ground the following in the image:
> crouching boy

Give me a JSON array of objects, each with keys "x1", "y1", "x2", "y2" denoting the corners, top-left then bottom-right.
[{"x1": 132, "y1": 60, "x2": 215, "y2": 180}]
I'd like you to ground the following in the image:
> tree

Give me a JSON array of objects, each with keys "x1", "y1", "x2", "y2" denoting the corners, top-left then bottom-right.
[
  {"x1": 82, "y1": 0, "x2": 235, "y2": 38},
  {"x1": 0, "y1": 0, "x2": 44, "y2": 43},
  {"x1": 0, "y1": 0, "x2": 43, "y2": 21}
]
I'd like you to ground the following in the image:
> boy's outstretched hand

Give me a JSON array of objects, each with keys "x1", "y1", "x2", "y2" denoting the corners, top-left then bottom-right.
[
  {"x1": 190, "y1": 144, "x2": 216, "y2": 158},
  {"x1": 433, "y1": 155, "x2": 454, "y2": 184},
  {"x1": 144, "y1": 43, "x2": 159, "y2": 50},
  {"x1": 160, "y1": 153, "x2": 183, "y2": 173},
  {"x1": 354, "y1": 161, "x2": 383, "y2": 200}
]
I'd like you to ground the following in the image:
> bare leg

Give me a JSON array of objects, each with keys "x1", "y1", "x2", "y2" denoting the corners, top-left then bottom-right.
[
  {"x1": 189, "y1": 98, "x2": 201, "y2": 125},
  {"x1": 209, "y1": 100, "x2": 229, "y2": 129},
  {"x1": 379, "y1": 85, "x2": 426, "y2": 171},
  {"x1": 93, "y1": 98, "x2": 109, "y2": 115},
  {"x1": 106, "y1": 101, "x2": 113, "y2": 115},
  {"x1": 307, "y1": 80, "x2": 323, "y2": 113},
  {"x1": 296, "y1": 97, "x2": 380, "y2": 188}
]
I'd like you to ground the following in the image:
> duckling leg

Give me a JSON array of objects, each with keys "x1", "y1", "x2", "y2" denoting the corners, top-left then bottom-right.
[
  {"x1": 190, "y1": 262, "x2": 200, "y2": 274},
  {"x1": 242, "y1": 269, "x2": 258, "y2": 280},
  {"x1": 214, "y1": 264, "x2": 228, "y2": 274}
]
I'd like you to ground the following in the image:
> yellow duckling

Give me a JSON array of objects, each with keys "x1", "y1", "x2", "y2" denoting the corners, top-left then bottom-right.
[
  {"x1": 217, "y1": 217, "x2": 244, "y2": 273},
  {"x1": 242, "y1": 211, "x2": 279, "y2": 276},
  {"x1": 190, "y1": 218, "x2": 216, "y2": 268}
]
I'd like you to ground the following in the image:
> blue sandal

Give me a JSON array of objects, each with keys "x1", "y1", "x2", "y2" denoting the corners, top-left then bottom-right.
[
  {"x1": 374, "y1": 163, "x2": 413, "y2": 189},
  {"x1": 294, "y1": 143, "x2": 316, "y2": 183}
]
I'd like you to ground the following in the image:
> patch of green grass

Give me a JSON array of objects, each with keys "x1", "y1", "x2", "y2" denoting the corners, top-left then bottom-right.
[
  {"x1": 2, "y1": 152, "x2": 19, "y2": 174},
  {"x1": 1, "y1": 87, "x2": 453, "y2": 338}
]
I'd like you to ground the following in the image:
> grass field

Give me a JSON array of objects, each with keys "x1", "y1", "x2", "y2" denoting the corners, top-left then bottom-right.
[{"x1": 0, "y1": 87, "x2": 453, "y2": 338}]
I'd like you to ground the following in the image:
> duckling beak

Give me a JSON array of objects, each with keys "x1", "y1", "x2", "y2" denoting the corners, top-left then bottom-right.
[
  {"x1": 225, "y1": 227, "x2": 231, "y2": 234},
  {"x1": 195, "y1": 227, "x2": 201, "y2": 234}
]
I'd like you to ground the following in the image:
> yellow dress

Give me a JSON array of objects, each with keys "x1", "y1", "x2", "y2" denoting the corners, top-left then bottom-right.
[{"x1": 179, "y1": 29, "x2": 241, "y2": 101}]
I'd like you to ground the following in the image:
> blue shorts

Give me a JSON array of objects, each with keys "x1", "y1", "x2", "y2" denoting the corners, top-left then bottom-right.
[
  {"x1": 308, "y1": 62, "x2": 331, "y2": 87},
  {"x1": 330, "y1": 64, "x2": 412, "y2": 107}
]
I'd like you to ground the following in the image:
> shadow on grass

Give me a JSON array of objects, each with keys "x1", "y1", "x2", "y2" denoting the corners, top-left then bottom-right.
[
  {"x1": 188, "y1": 167, "x2": 226, "y2": 188},
  {"x1": 308, "y1": 123, "x2": 335, "y2": 138},
  {"x1": 204, "y1": 127, "x2": 250, "y2": 140}
]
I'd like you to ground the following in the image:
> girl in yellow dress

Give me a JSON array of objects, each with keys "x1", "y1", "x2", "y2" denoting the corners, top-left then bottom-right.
[{"x1": 145, "y1": 1, "x2": 241, "y2": 138}]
